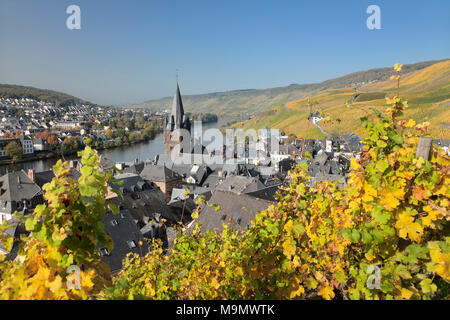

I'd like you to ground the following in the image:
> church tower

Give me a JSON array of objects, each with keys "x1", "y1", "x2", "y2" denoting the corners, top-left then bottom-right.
[{"x1": 163, "y1": 82, "x2": 191, "y2": 154}]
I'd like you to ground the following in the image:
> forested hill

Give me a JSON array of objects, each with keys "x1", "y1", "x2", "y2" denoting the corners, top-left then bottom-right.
[
  {"x1": 133, "y1": 59, "x2": 446, "y2": 121},
  {"x1": 0, "y1": 84, "x2": 97, "y2": 107}
]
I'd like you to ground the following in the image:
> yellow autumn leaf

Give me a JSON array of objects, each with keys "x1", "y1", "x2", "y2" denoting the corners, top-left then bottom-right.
[
  {"x1": 48, "y1": 275, "x2": 63, "y2": 293},
  {"x1": 400, "y1": 288, "x2": 413, "y2": 299},
  {"x1": 394, "y1": 63, "x2": 403, "y2": 72},
  {"x1": 405, "y1": 119, "x2": 416, "y2": 128},
  {"x1": 211, "y1": 277, "x2": 220, "y2": 290},
  {"x1": 80, "y1": 271, "x2": 95, "y2": 290},
  {"x1": 422, "y1": 208, "x2": 442, "y2": 227},
  {"x1": 380, "y1": 192, "x2": 400, "y2": 211},
  {"x1": 395, "y1": 212, "x2": 423, "y2": 242},
  {"x1": 282, "y1": 239, "x2": 296, "y2": 258},
  {"x1": 290, "y1": 285, "x2": 305, "y2": 298},
  {"x1": 429, "y1": 243, "x2": 450, "y2": 281},
  {"x1": 392, "y1": 187, "x2": 405, "y2": 200},
  {"x1": 318, "y1": 284, "x2": 335, "y2": 300},
  {"x1": 365, "y1": 249, "x2": 376, "y2": 261}
]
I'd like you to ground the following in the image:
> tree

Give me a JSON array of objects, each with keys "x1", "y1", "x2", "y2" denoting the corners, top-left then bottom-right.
[
  {"x1": 129, "y1": 132, "x2": 142, "y2": 143},
  {"x1": 41, "y1": 129, "x2": 50, "y2": 141},
  {"x1": 47, "y1": 135, "x2": 59, "y2": 149},
  {"x1": 0, "y1": 147, "x2": 120, "y2": 299},
  {"x1": 105, "y1": 129, "x2": 114, "y2": 139},
  {"x1": 61, "y1": 137, "x2": 81, "y2": 155},
  {"x1": 5, "y1": 141, "x2": 23, "y2": 162},
  {"x1": 114, "y1": 137, "x2": 122, "y2": 147}
]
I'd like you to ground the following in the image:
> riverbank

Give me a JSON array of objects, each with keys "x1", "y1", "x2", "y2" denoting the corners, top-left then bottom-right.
[
  {"x1": 0, "y1": 121, "x2": 219, "y2": 175},
  {"x1": 0, "y1": 131, "x2": 163, "y2": 166}
]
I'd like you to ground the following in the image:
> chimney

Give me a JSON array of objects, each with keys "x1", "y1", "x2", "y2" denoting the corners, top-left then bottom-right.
[
  {"x1": 27, "y1": 169, "x2": 35, "y2": 182},
  {"x1": 228, "y1": 185, "x2": 233, "y2": 191}
]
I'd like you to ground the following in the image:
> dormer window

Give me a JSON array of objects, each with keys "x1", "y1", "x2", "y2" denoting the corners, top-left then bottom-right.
[
  {"x1": 99, "y1": 248, "x2": 109, "y2": 256},
  {"x1": 111, "y1": 219, "x2": 118, "y2": 226},
  {"x1": 127, "y1": 240, "x2": 136, "y2": 249}
]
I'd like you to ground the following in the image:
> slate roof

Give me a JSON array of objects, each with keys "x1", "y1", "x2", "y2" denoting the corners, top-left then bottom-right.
[
  {"x1": 186, "y1": 165, "x2": 209, "y2": 185},
  {"x1": 140, "y1": 165, "x2": 182, "y2": 183},
  {"x1": 31, "y1": 167, "x2": 80, "y2": 189},
  {"x1": 254, "y1": 166, "x2": 277, "y2": 178},
  {"x1": 34, "y1": 170, "x2": 56, "y2": 188},
  {"x1": 107, "y1": 189, "x2": 176, "y2": 226},
  {"x1": 246, "y1": 184, "x2": 282, "y2": 201},
  {"x1": 314, "y1": 152, "x2": 329, "y2": 167},
  {"x1": 215, "y1": 175, "x2": 265, "y2": 194},
  {"x1": 189, "y1": 190, "x2": 275, "y2": 234},
  {"x1": 110, "y1": 173, "x2": 152, "y2": 193},
  {"x1": 123, "y1": 162, "x2": 145, "y2": 175},
  {"x1": 100, "y1": 210, "x2": 149, "y2": 273},
  {"x1": 168, "y1": 164, "x2": 192, "y2": 178},
  {"x1": 278, "y1": 144, "x2": 300, "y2": 156},
  {"x1": 200, "y1": 173, "x2": 223, "y2": 190},
  {"x1": 170, "y1": 188, "x2": 190, "y2": 202},
  {"x1": 169, "y1": 83, "x2": 185, "y2": 129},
  {"x1": 168, "y1": 197, "x2": 197, "y2": 225},
  {"x1": 155, "y1": 154, "x2": 173, "y2": 166},
  {"x1": 222, "y1": 163, "x2": 240, "y2": 176},
  {"x1": 176, "y1": 185, "x2": 213, "y2": 201},
  {"x1": 0, "y1": 171, "x2": 42, "y2": 202}
]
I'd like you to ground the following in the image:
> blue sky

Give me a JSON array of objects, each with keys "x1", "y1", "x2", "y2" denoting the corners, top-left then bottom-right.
[{"x1": 0, "y1": 0, "x2": 449, "y2": 105}]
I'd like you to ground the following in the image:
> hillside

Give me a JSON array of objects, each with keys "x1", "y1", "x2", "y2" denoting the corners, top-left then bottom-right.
[
  {"x1": 232, "y1": 59, "x2": 450, "y2": 139},
  {"x1": 133, "y1": 60, "x2": 444, "y2": 123},
  {"x1": 0, "y1": 84, "x2": 97, "y2": 107}
]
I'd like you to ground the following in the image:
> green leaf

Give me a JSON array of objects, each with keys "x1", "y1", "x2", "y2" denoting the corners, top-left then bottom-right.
[
  {"x1": 362, "y1": 231, "x2": 373, "y2": 244},
  {"x1": 293, "y1": 222, "x2": 305, "y2": 236},
  {"x1": 25, "y1": 217, "x2": 36, "y2": 231},
  {"x1": 373, "y1": 208, "x2": 390, "y2": 224},
  {"x1": 108, "y1": 203, "x2": 120, "y2": 215},
  {"x1": 420, "y1": 278, "x2": 437, "y2": 294},
  {"x1": 375, "y1": 160, "x2": 389, "y2": 173},
  {"x1": 350, "y1": 229, "x2": 361, "y2": 242}
]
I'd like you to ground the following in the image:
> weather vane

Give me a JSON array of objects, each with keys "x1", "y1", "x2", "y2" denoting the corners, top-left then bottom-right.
[{"x1": 176, "y1": 68, "x2": 179, "y2": 83}]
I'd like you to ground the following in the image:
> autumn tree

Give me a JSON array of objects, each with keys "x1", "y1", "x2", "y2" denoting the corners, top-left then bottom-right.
[
  {"x1": 47, "y1": 135, "x2": 59, "y2": 149},
  {"x1": 61, "y1": 136, "x2": 81, "y2": 155},
  {"x1": 5, "y1": 141, "x2": 23, "y2": 162}
]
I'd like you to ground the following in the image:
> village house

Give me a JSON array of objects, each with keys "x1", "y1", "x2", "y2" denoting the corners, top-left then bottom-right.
[{"x1": 140, "y1": 165, "x2": 183, "y2": 203}]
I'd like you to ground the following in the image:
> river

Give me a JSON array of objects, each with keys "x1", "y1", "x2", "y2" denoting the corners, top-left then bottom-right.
[{"x1": 0, "y1": 121, "x2": 219, "y2": 175}]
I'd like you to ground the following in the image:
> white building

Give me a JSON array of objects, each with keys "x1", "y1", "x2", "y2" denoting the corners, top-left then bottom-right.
[{"x1": 20, "y1": 136, "x2": 34, "y2": 155}]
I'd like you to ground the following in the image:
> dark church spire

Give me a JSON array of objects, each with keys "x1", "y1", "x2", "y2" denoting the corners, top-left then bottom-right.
[{"x1": 170, "y1": 82, "x2": 185, "y2": 129}]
